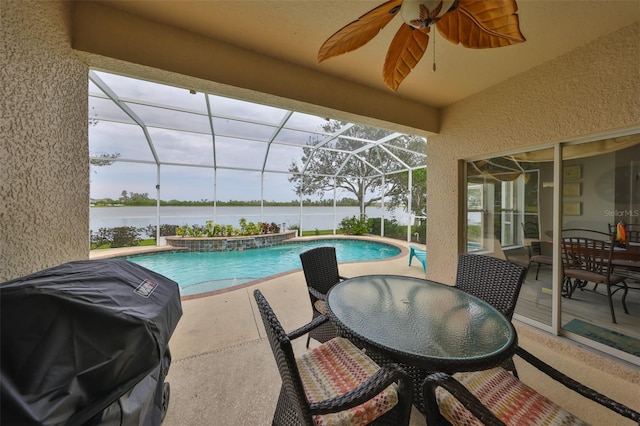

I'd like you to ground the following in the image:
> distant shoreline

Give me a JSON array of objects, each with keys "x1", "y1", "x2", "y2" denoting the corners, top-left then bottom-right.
[
  {"x1": 89, "y1": 203, "x2": 378, "y2": 207},
  {"x1": 90, "y1": 198, "x2": 381, "y2": 208}
]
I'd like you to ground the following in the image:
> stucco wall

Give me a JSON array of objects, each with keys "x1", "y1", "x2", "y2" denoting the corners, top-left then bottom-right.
[
  {"x1": 1, "y1": 0, "x2": 89, "y2": 281},
  {"x1": 426, "y1": 22, "x2": 640, "y2": 284}
]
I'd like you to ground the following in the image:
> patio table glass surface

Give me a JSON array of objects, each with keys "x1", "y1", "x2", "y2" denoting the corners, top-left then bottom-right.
[{"x1": 326, "y1": 275, "x2": 517, "y2": 371}]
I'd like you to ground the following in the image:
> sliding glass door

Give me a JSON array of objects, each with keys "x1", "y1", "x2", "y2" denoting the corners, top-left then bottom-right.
[{"x1": 463, "y1": 132, "x2": 640, "y2": 361}]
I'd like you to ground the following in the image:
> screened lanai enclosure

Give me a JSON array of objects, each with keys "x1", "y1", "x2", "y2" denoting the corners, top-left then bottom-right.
[{"x1": 88, "y1": 71, "x2": 427, "y2": 242}]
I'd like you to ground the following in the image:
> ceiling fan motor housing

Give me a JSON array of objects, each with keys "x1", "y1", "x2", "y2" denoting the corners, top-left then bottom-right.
[{"x1": 400, "y1": 0, "x2": 458, "y2": 29}]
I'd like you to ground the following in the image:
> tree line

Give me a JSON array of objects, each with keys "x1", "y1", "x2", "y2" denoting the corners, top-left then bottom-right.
[{"x1": 91, "y1": 191, "x2": 364, "y2": 207}]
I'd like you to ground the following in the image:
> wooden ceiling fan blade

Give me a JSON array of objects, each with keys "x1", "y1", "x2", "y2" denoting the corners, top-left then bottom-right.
[
  {"x1": 383, "y1": 25, "x2": 429, "y2": 91},
  {"x1": 436, "y1": 0, "x2": 525, "y2": 48},
  {"x1": 318, "y1": 0, "x2": 403, "y2": 63}
]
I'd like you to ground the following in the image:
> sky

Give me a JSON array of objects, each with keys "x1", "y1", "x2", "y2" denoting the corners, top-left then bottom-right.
[{"x1": 89, "y1": 71, "x2": 425, "y2": 203}]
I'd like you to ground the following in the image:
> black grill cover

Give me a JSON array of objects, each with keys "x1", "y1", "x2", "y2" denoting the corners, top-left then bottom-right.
[{"x1": 1, "y1": 259, "x2": 183, "y2": 426}]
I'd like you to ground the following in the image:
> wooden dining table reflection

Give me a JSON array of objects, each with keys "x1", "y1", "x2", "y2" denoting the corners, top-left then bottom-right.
[
  {"x1": 612, "y1": 242, "x2": 640, "y2": 269},
  {"x1": 541, "y1": 234, "x2": 640, "y2": 265}
]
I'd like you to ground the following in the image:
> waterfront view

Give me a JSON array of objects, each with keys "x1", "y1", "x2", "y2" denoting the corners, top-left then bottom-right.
[{"x1": 90, "y1": 205, "x2": 411, "y2": 234}]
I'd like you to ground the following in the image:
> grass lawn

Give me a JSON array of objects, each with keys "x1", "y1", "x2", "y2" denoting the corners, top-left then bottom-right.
[{"x1": 300, "y1": 229, "x2": 344, "y2": 237}]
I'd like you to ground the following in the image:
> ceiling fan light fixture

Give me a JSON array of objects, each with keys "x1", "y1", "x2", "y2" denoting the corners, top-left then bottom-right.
[{"x1": 400, "y1": 0, "x2": 457, "y2": 29}]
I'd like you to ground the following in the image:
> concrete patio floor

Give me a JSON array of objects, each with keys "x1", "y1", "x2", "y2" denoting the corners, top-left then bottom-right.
[{"x1": 94, "y1": 236, "x2": 639, "y2": 425}]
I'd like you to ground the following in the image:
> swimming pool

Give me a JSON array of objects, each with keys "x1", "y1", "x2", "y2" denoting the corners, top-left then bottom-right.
[{"x1": 127, "y1": 239, "x2": 401, "y2": 296}]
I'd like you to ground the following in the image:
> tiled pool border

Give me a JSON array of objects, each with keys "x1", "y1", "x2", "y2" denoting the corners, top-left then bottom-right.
[{"x1": 164, "y1": 230, "x2": 298, "y2": 252}]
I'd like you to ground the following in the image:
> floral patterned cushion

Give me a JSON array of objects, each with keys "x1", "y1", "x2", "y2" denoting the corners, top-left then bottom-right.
[
  {"x1": 314, "y1": 299, "x2": 328, "y2": 314},
  {"x1": 436, "y1": 367, "x2": 589, "y2": 426},
  {"x1": 297, "y1": 337, "x2": 398, "y2": 426}
]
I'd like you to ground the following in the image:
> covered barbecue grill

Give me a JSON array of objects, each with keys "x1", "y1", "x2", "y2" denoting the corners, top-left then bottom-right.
[{"x1": 1, "y1": 259, "x2": 183, "y2": 425}]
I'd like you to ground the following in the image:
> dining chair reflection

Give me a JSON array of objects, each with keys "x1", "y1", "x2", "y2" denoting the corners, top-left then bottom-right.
[{"x1": 560, "y1": 236, "x2": 629, "y2": 323}]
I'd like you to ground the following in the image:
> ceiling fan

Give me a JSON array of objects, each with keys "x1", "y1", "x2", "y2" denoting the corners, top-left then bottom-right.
[{"x1": 318, "y1": 0, "x2": 526, "y2": 91}]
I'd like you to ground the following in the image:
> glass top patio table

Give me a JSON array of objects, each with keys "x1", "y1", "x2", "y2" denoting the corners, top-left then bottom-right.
[{"x1": 326, "y1": 275, "x2": 517, "y2": 372}]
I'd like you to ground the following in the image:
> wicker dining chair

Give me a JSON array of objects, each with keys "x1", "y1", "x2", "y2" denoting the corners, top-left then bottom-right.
[
  {"x1": 455, "y1": 254, "x2": 527, "y2": 376},
  {"x1": 422, "y1": 346, "x2": 640, "y2": 426},
  {"x1": 253, "y1": 289, "x2": 413, "y2": 426},
  {"x1": 299, "y1": 246, "x2": 347, "y2": 348},
  {"x1": 455, "y1": 254, "x2": 527, "y2": 321}
]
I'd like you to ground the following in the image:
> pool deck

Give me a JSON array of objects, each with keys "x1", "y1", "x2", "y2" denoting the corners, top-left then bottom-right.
[
  {"x1": 89, "y1": 244, "x2": 181, "y2": 259},
  {"x1": 89, "y1": 235, "x2": 640, "y2": 425}
]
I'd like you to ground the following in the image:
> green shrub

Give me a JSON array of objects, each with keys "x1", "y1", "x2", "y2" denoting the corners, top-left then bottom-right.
[
  {"x1": 111, "y1": 226, "x2": 141, "y2": 248},
  {"x1": 370, "y1": 217, "x2": 404, "y2": 239},
  {"x1": 339, "y1": 215, "x2": 372, "y2": 235},
  {"x1": 91, "y1": 228, "x2": 112, "y2": 248},
  {"x1": 262, "y1": 222, "x2": 280, "y2": 233},
  {"x1": 161, "y1": 224, "x2": 179, "y2": 236},
  {"x1": 142, "y1": 224, "x2": 180, "y2": 238},
  {"x1": 225, "y1": 225, "x2": 238, "y2": 236},
  {"x1": 186, "y1": 224, "x2": 205, "y2": 237},
  {"x1": 95, "y1": 218, "x2": 285, "y2": 248},
  {"x1": 413, "y1": 221, "x2": 426, "y2": 243},
  {"x1": 91, "y1": 226, "x2": 142, "y2": 248}
]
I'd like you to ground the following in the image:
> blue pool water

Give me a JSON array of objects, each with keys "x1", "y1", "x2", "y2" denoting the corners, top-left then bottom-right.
[{"x1": 127, "y1": 239, "x2": 400, "y2": 296}]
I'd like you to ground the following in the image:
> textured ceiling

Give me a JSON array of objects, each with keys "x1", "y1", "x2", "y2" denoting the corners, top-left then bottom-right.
[{"x1": 95, "y1": 0, "x2": 640, "y2": 108}]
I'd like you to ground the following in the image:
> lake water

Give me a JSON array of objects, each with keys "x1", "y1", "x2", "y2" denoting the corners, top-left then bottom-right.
[{"x1": 90, "y1": 206, "x2": 410, "y2": 233}]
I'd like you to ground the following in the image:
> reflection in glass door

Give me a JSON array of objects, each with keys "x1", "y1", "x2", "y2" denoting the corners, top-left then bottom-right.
[
  {"x1": 467, "y1": 182, "x2": 484, "y2": 252},
  {"x1": 464, "y1": 135, "x2": 640, "y2": 360},
  {"x1": 560, "y1": 138, "x2": 640, "y2": 355},
  {"x1": 500, "y1": 178, "x2": 525, "y2": 247},
  {"x1": 465, "y1": 151, "x2": 554, "y2": 328}
]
